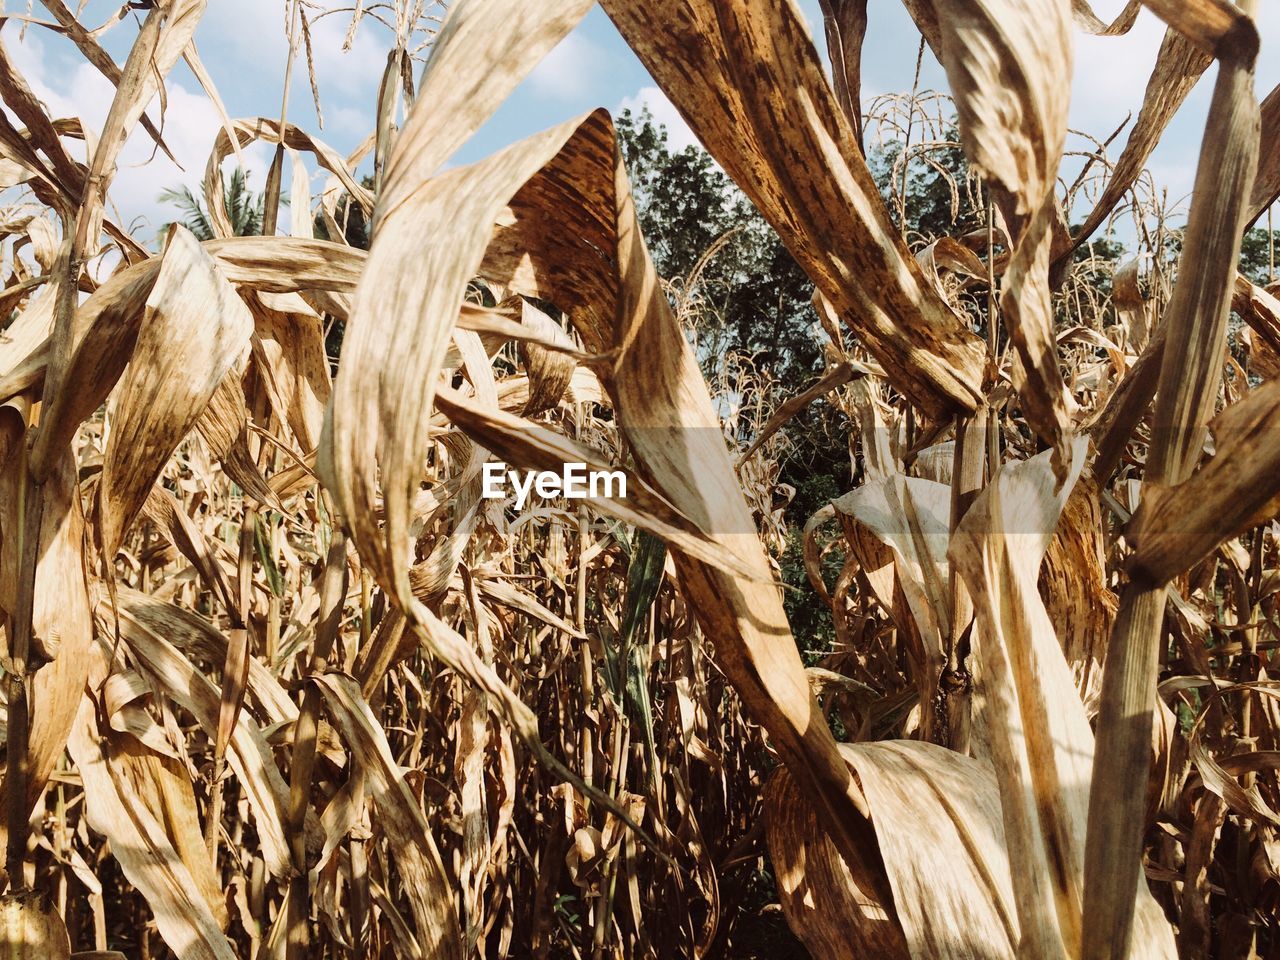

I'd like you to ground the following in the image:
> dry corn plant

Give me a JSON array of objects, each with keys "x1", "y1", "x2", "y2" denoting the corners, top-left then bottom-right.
[{"x1": 0, "y1": 0, "x2": 1279, "y2": 957}]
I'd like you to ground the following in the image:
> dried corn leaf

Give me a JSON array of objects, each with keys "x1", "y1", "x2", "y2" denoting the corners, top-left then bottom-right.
[
  {"x1": 0, "y1": 286, "x2": 55, "y2": 400},
  {"x1": 936, "y1": 0, "x2": 1074, "y2": 467},
  {"x1": 1039, "y1": 476, "x2": 1115, "y2": 685},
  {"x1": 47, "y1": 0, "x2": 207, "y2": 398},
  {"x1": 313, "y1": 673, "x2": 462, "y2": 960},
  {"x1": 1130, "y1": 379, "x2": 1280, "y2": 585},
  {"x1": 0, "y1": 449, "x2": 93, "y2": 815},
  {"x1": 1140, "y1": 0, "x2": 1257, "y2": 61},
  {"x1": 36, "y1": 0, "x2": 176, "y2": 163},
  {"x1": 817, "y1": 0, "x2": 869, "y2": 145},
  {"x1": 68, "y1": 693, "x2": 236, "y2": 960},
  {"x1": 1188, "y1": 685, "x2": 1280, "y2": 827},
  {"x1": 832, "y1": 475, "x2": 952, "y2": 674},
  {"x1": 1247, "y1": 81, "x2": 1280, "y2": 225},
  {"x1": 121, "y1": 589, "x2": 298, "y2": 731},
  {"x1": 103, "y1": 590, "x2": 295, "y2": 878},
  {"x1": 1232, "y1": 273, "x2": 1280, "y2": 357},
  {"x1": 202, "y1": 119, "x2": 369, "y2": 241},
  {"x1": 324, "y1": 46, "x2": 885, "y2": 883},
  {"x1": 97, "y1": 226, "x2": 253, "y2": 559},
  {"x1": 515, "y1": 299, "x2": 576, "y2": 418},
  {"x1": 193, "y1": 369, "x2": 278, "y2": 507},
  {"x1": 434, "y1": 385, "x2": 756, "y2": 579},
  {"x1": 492, "y1": 112, "x2": 894, "y2": 888},
  {"x1": 141, "y1": 486, "x2": 239, "y2": 620},
  {"x1": 915, "y1": 237, "x2": 987, "y2": 295},
  {"x1": 323, "y1": 135, "x2": 591, "y2": 593},
  {"x1": 738, "y1": 362, "x2": 859, "y2": 468},
  {"x1": 1066, "y1": 30, "x2": 1212, "y2": 260},
  {"x1": 113, "y1": 737, "x2": 228, "y2": 929},
  {"x1": 0, "y1": 891, "x2": 71, "y2": 960},
  {"x1": 1072, "y1": 0, "x2": 1141, "y2": 35},
  {"x1": 766, "y1": 740, "x2": 1019, "y2": 959},
  {"x1": 900, "y1": 0, "x2": 945, "y2": 59},
  {"x1": 949, "y1": 441, "x2": 1175, "y2": 958},
  {"x1": 31, "y1": 237, "x2": 360, "y2": 476},
  {"x1": 599, "y1": 0, "x2": 986, "y2": 418},
  {"x1": 248, "y1": 291, "x2": 332, "y2": 454},
  {"x1": 103, "y1": 671, "x2": 180, "y2": 760},
  {"x1": 0, "y1": 40, "x2": 83, "y2": 202}
]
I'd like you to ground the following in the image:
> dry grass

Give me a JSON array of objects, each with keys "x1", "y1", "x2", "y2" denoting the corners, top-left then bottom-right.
[{"x1": 0, "y1": 0, "x2": 1278, "y2": 957}]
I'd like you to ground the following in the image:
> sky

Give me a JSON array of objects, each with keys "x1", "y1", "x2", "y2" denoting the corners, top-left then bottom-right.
[{"x1": 8, "y1": 0, "x2": 1280, "y2": 245}]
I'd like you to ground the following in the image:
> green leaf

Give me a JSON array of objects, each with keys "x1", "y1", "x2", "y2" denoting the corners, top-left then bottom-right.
[{"x1": 254, "y1": 513, "x2": 284, "y2": 598}]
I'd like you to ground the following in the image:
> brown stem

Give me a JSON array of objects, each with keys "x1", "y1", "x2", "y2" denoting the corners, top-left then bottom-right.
[
  {"x1": 1083, "y1": 13, "x2": 1260, "y2": 955},
  {"x1": 285, "y1": 532, "x2": 348, "y2": 960}
]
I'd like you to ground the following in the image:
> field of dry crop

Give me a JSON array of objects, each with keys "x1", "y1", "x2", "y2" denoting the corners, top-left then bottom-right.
[{"x1": 0, "y1": 0, "x2": 1279, "y2": 957}]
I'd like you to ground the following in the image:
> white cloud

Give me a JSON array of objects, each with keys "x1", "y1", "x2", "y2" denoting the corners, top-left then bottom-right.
[
  {"x1": 6, "y1": 30, "x2": 291, "y2": 242},
  {"x1": 177, "y1": 0, "x2": 388, "y2": 132},
  {"x1": 1064, "y1": 2, "x2": 1280, "y2": 225},
  {"x1": 305, "y1": 8, "x2": 394, "y2": 108},
  {"x1": 195, "y1": 0, "x2": 381, "y2": 83},
  {"x1": 328, "y1": 104, "x2": 372, "y2": 138},
  {"x1": 528, "y1": 32, "x2": 607, "y2": 101},
  {"x1": 617, "y1": 85, "x2": 699, "y2": 152},
  {"x1": 1069, "y1": 7, "x2": 1183, "y2": 138}
]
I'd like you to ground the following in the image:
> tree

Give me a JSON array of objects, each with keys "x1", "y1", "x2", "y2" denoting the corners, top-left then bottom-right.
[
  {"x1": 1239, "y1": 226, "x2": 1279, "y2": 285},
  {"x1": 615, "y1": 108, "x2": 994, "y2": 535},
  {"x1": 617, "y1": 108, "x2": 821, "y2": 384},
  {"x1": 158, "y1": 167, "x2": 273, "y2": 240},
  {"x1": 867, "y1": 131, "x2": 984, "y2": 241},
  {"x1": 314, "y1": 175, "x2": 373, "y2": 250},
  {"x1": 617, "y1": 109, "x2": 848, "y2": 541}
]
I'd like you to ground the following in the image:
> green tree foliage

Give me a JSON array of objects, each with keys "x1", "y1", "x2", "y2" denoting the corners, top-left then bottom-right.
[
  {"x1": 617, "y1": 109, "x2": 820, "y2": 383},
  {"x1": 615, "y1": 109, "x2": 996, "y2": 530},
  {"x1": 158, "y1": 167, "x2": 271, "y2": 241},
  {"x1": 617, "y1": 109, "x2": 846, "y2": 541},
  {"x1": 617, "y1": 109, "x2": 988, "y2": 655},
  {"x1": 314, "y1": 175, "x2": 373, "y2": 250},
  {"x1": 866, "y1": 134, "x2": 983, "y2": 241},
  {"x1": 1239, "y1": 226, "x2": 1279, "y2": 285}
]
